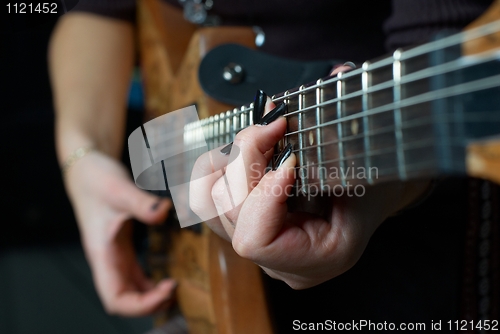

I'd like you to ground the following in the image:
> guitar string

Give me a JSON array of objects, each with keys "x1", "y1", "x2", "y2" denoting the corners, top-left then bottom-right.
[
  {"x1": 280, "y1": 50, "x2": 500, "y2": 119},
  {"x1": 157, "y1": 102, "x2": 499, "y2": 180},
  {"x1": 147, "y1": 45, "x2": 499, "y2": 148},
  {"x1": 158, "y1": 107, "x2": 500, "y2": 172},
  {"x1": 288, "y1": 112, "x2": 500, "y2": 155},
  {"x1": 291, "y1": 160, "x2": 441, "y2": 191},
  {"x1": 145, "y1": 25, "x2": 500, "y2": 179},
  {"x1": 283, "y1": 73, "x2": 500, "y2": 137},
  {"x1": 211, "y1": 60, "x2": 500, "y2": 135},
  {"x1": 144, "y1": 21, "x2": 500, "y2": 145},
  {"x1": 158, "y1": 117, "x2": 488, "y2": 177},
  {"x1": 288, "y1": 136, "x2": 470, "y2": 171},
  {"x1": 160, "y1": 115, "x2": 476, "y2": 185},
  {"x1": 205, "y1": 20, "x2": 500, "y2": 113},
  {"x1": 184, "y1": 58, "x2": 499, "y2": 146}
]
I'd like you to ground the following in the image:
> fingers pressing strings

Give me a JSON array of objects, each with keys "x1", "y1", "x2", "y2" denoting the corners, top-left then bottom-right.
[{"x1": 213, "y1": 91, "x2": 289, "y2": 237}]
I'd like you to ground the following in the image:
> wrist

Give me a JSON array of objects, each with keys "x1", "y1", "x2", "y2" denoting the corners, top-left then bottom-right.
[
  {"x1": 56, "y1": 119, "x2": 123, "y2": 165},
  {"x1": 61, "y1": 146, "x2": 96, "y2": 176}
]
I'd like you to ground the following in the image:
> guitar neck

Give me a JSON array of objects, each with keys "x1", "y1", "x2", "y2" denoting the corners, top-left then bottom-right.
[{"x1": 187, "y1": 23, "x2": 500, "y2": 193}]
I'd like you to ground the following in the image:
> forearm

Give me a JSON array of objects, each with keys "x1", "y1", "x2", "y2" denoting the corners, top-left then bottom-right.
[{"x1": 49, "y1": 13, "x2": 134, "y2": 162}]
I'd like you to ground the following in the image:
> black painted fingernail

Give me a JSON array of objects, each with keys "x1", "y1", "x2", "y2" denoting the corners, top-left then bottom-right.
[
  {"x1": 273, "y1": 143, "x2": 293, "y2": 171},
  {"x1": 151, "y1": 200, "x2": 161, "y2": 211},
  {"x1": 258, "y1": 102, "x2": 287, "y2": 125},
  {"x1": 220, "y1": 142, "x2": 233, "y2": 155},
  {"x1": 253, "y1": 90, "x2": 267, "y2": 124}
]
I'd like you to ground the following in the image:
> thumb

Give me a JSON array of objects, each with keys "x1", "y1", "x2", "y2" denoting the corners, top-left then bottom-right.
[
  {"x1": 232, "y1": 153, "x2": 296, "y2": 254},
  {"x1": 113, "y1": 179, "x2": 172, "y2": 224}
]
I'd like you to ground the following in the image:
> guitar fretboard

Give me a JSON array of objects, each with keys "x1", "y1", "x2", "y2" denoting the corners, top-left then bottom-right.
[{"x1": 181, "y1": 21, "x2": 500, "y2": 193}]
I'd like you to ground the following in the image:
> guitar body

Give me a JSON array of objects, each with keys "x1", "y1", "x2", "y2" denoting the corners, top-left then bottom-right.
[{"x1": 137, "y1": 1, "x2": 273, "y2": 333}]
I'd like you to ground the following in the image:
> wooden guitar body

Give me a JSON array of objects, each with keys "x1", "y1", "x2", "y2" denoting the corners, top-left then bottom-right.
[{"x1": 137, "y1": 0, "x2": 273, "y2": 333}]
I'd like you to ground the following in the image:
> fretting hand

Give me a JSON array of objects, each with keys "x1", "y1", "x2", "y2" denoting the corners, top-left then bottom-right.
[{"x1": 190, "y1": 70, "x2": 430, "y2": 288}]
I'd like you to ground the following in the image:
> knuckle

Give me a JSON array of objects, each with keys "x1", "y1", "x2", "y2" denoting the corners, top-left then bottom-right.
[
  {"x1": 210, "y1": 180, "x2": 226, "y2": 202},
  {"x1": 233, "y1": 131, "x2": 254, "y2": 152},
  {"x1": 232, "y1": 235, "x2": 257, "y2": 261}
]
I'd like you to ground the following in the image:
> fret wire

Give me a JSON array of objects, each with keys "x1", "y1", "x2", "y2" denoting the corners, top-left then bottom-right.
[
  {"x1": 393, "y1": 49, "x2": 407, "y2": 180},
  {"x1": 226, "y1": 110, "x2": 232, "y2": 143},
  {"x1": 361, "y1": 61, "x2": 373, "y2": 184},
  {"x1": 198, "y1": 119, "x2": 202, "y2": 149},
  {"x1": 214, "y1": 114, "x2": 219, "y2": 148},
  {"x1": 241, "y1": 105, "x2": 247, "y2": 132},
  {"x1": 193, "y1": 122, "x2": 197, "y2": 152},
  {"x1": 297, "y1": 87, "x2": 308, "y2": 193},
  {"x1": 240, "y1": 105, "x2": 246, "y2": 132},
  {"x1": 200, "y1": 119, "x2": 205, "y2": 146},
  {"x1": 194, "y1": 121, "x2": 197, "y2": 151},
  {"x1": 246, "y1": 103, "x2": 251, "y2": 127},
  {"x1": 232, "y1": 107, "x2": 238, "y2": 139},
  {"x1": 284, "y1": 73, "x2": 500, "y2": 138},
  {"x1": 220, "y1": 112, "x2": 227, "y2": 145},
  {"x1": 336, "y1": 72, "x2": 346, "y2": 186},
  {"x1": 208, "y1": 116, "x2": 213, "y2": 149},
  {"x1": 249, "y1": 102, "x2": 255, "y2": 125},
  {"x1": 315, "y1": 78, "x2": 325, "y2": 190},
  {"x1": 219, "y1": 112, "x2": 223, "y2": 143}
]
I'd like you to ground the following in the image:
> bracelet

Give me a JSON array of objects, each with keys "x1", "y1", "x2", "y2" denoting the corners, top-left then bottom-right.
[{"x1": 61, "y1": 147, "x2": 94, "y2": 175}]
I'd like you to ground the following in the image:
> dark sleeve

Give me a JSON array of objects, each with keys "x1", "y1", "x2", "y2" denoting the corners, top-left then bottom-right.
[
  {"x1": 384, "y1": 0, "x2": 494, "y2": 51},
  {"x1": 70, "y1": 0, "x2": 136, "y2": 23}
]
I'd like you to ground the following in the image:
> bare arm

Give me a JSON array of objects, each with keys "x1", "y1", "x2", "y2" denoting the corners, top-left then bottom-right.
[
  {"x1": 50, "y1": 13, "x2": 132, "y2": 160},
  {"x1": 49, "y1": 13, "x2": 175, "y2": 316}
]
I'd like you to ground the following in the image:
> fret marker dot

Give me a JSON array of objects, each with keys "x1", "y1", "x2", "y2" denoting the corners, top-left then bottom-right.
[
  {"x1": 309, "y1": 131, "x2": 314, "y2": 146},
  {"x1": 351, "y1": 119, "x2": 359, "y2": 136}
]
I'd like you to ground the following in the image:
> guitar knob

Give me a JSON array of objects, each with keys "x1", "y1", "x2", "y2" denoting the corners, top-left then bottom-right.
[{"x1": 222, "y1": 63, "x2": 245, "y2": 84}]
